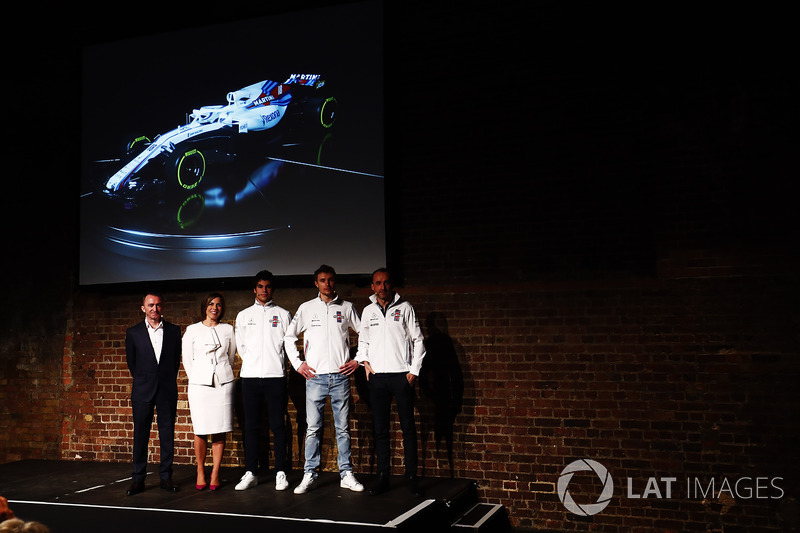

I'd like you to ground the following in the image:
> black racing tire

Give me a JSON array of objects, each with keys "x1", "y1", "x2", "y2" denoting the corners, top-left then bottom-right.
[
  {"x1": 170, "y1": 147, "x2": 206, "y2": 190},
  {"x1": 123, "y1": 134, "x2": 151, "y2": 158},
  {"x1": 289, "y1": 94, "x2": 337, "y2": 130},
  {"x1": 318, "y1": 96, "x2": 337, "y2": 129}
]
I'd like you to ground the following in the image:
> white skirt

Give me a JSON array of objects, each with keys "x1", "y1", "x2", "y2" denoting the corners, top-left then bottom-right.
[{"x1": 187, "y1": 373, "x2": 234, "y2": 435}]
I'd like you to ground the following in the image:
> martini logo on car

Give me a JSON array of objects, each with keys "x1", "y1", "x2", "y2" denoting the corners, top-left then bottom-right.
[{"x1": 287, "y1": 73, "x2": 321, "y2": 85}]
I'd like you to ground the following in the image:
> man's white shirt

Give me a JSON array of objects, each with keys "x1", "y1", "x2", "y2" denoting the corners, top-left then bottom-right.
[{"x1": 146, "y1": 320, "x2": 164, "y2": 363}]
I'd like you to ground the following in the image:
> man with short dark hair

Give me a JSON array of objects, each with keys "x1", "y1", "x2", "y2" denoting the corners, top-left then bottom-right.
[
  {"x1": 234, "y1": 270, "x2": 292, "y2": 491},
  {"x1": 356, "y1": 268, "x2": 426, "y2": 496},
  {"x1": 284, "y1": 265, "x2": 364, "y2": 494},
  {"x1": 125, "y1": 292, "x2": 182, "y2": 495}
]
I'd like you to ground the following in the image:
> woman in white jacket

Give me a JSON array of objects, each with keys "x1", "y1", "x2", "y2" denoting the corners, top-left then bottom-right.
[{"x1": 182, "y1": 292, "x2": 237, "y2": 490}]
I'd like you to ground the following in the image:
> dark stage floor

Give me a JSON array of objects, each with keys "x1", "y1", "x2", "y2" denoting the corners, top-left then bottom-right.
[{"x1": 1, "y1": 460, "x2": 509, "y2": 532}]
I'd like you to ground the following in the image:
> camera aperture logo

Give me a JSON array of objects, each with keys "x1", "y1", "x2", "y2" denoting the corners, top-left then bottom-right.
[{"x1": 558, "y1": 459, "x2": 614, "y2": 516}]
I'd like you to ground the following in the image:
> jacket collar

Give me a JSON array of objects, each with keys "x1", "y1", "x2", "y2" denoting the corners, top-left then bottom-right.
[
  {"x1": 317, "y1": 293, "x2": 341, "y2": 305},
  {"x1": 369, "y1": 291, "x2": 401, "y2": 308}
]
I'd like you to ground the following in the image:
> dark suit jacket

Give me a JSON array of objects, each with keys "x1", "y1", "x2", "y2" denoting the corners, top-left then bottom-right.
[{"x1": 125, "y1": 320, "x2": 182, "y2": 403}]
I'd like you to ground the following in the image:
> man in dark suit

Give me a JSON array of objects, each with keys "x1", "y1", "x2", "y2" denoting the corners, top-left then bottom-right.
[{"x1": 125, "y1": 292, "x2": 182, "y2": 495}]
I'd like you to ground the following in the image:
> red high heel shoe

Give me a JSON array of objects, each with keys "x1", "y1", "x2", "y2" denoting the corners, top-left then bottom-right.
[
  {"x1": 209, "y1": 484, "x2": 220, "y2": 491},
  {"x1": 196, "y1": 483, "x2": 207, "y2": 490}
]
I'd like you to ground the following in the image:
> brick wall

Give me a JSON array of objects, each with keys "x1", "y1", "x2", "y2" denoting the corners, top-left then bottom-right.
[
  {"x1": 0, "y1": 316, "x2": 62, "y2": 462},
  {"x1": 2, "y1": 2, "x2": 800, "y2": 532},
  {"x1": 51, "y1": 275, "x2": 799, "y2": 532}
]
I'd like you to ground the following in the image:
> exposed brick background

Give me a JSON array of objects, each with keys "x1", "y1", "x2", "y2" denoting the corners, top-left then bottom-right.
[{"x1": 2, "y1": 2, "x2": 799, "y2": 531}]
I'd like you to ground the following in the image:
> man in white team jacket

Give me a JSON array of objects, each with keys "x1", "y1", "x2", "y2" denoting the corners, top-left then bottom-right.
[
  {"x1": 284, "y1": 264, "x2": 365, "y2": 494},
  {"x1": 234, "y1": 270, "x2": 292, "y2": 492},
  {"x1": 356, "y1": 268, "x2": 426, "y2": 496}
]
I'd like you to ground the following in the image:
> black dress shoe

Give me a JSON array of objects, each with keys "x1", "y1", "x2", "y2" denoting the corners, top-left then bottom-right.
[
  {"x1": 369, "y1": 472, "x2": 390, "y2": 496},
  {"x1": 126, "y1": 481, "x2": 145, "y2": 496},
  {"x1": 160, "y1": 478, "x2": 179, "y2": 492}
]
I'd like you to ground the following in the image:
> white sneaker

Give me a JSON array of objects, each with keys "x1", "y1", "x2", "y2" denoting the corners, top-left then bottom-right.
[
  {"x1": 235, "y1": 471, "x2": 258, "y2": 491},
  {"x1": 275, "y1": 471, "x2": 288, "y2": 491},
  {"x1": 340, "y1": 471, "x2": 364, "y2": 492},
  {"x1": 293, "y1": 472, "x2": 316, "y2": 494}
]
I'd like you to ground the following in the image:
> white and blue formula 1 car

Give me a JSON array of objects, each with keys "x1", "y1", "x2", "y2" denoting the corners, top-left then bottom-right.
[{"x1": 102, "y1": 74, "x2": 336, "y2": 202}]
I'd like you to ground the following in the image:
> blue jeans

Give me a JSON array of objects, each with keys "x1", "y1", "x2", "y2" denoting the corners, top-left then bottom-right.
[{"x1": 304, "y1": 373, "x2": 352, "y2": 477}]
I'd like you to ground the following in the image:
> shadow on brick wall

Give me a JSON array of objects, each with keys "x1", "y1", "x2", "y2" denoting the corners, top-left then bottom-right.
[{"x1": 419, "y1": 312, "x2": 466, "y2": 478}]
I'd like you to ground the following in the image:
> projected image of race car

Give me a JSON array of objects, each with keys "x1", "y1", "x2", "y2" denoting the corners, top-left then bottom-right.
[
  {"x1": 79, "y1": 1, "x2": 384, "y2": 286},
  {"x1": 101, "y1": 74, "x2": 336, "y2": 205}
]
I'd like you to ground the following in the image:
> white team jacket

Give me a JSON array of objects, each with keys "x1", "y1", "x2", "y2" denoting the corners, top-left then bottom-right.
[
  {"x1": 235, "y1": 300, "x2": 292, "y2": 378},
  {"x1": 355, "y1": 292, "x2": 426, "y2": 376},
  {"x1": 284, "y1": 294, "x2": 361, "y2": 375}
]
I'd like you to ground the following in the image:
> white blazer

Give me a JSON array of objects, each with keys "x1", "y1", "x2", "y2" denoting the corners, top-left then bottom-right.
[{"x1": 182, "y1": 322, "x2": 236, "y2": 386}]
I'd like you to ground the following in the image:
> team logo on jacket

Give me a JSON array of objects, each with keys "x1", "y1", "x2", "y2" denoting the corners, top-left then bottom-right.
[
  {"x1": 392, "y1": 309, "x2": 401, "y2": 322},
  {"x1": 334, "y1": 311, "x2": 343, "y2": 323},
  {"x1": 271, "y1": 316, "x2": 279, "y2": 327}
]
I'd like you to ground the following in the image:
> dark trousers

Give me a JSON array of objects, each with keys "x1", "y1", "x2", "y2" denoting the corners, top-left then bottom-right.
[
  {"x1": 369, "y1": 373, "x2": 418, "y2": 476},
  {"x1": 241, "y1": 377, "x2": 288, "y2": 473},
  {"x1": 131, "y1": 395, "x2": 176, "y2": 483}
]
